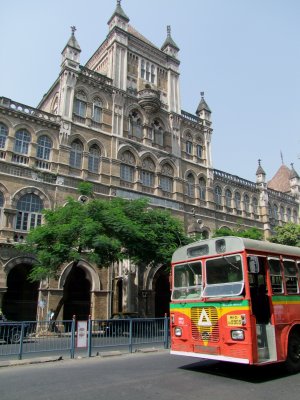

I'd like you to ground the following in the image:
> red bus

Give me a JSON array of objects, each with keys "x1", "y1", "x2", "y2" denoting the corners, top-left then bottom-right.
[{"x1": 170, "y1": 236, "x2": 300, "y2": 372}]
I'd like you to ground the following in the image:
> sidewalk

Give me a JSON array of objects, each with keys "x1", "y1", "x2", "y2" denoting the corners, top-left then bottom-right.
[{"x1": 0, "y1": 347, "x2": 168, "y2": 368}]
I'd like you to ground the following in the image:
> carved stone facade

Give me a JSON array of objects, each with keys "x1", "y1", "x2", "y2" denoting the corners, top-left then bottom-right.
[{"x1": 0, "y1": 2, "x2": 299, "y2": 321}]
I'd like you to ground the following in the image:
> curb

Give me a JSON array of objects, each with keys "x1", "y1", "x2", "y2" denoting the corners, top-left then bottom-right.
[{"x1": 0, "y1": 355, "x2": 63, "y2": 368}]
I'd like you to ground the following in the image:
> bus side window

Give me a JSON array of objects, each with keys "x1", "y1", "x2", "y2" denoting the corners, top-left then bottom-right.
[
  {"x1": 283, "y1": 260, "x2": 299, "y2": 294},
  {"x1": 268, "y1": 258, "x2": 283, "y2": 294}
]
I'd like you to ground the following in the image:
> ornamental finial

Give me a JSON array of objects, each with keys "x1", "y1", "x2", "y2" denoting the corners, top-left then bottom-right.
[{"x1": 71, "y1": 26, "x2": 76, "y2": 36}]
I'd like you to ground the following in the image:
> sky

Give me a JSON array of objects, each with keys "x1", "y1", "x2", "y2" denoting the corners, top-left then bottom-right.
[{"x1": 1, "y1": 0, "x2": 299, "y2": 182}]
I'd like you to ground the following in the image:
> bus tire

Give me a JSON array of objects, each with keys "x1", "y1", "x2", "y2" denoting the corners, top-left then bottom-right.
[{"x1": 284, "y1": 331, "x2": 300, "y2": 374}]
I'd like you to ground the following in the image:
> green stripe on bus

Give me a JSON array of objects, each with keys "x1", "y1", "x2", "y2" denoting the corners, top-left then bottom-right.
[{"x1": 170, "y1": 300, "x2": 249, "y2": 309}]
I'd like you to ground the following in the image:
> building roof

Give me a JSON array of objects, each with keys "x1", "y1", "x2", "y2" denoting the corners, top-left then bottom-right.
[
  {"x1": 267, "y1": 164, "x2": 292, "y2": 193},
  {"x1": 128, "y1": 25, "x2": 158, "y2": 49}
]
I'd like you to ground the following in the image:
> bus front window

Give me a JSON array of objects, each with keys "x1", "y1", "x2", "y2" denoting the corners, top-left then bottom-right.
[
  {"x1": 172, "y1": 262, "x2": 202, "y2": 300},
  {"x1": 203, "y1": 255, "x2": 244, "y2": 298}
]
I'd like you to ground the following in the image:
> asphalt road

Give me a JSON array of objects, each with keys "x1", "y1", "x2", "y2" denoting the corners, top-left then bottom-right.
[{"x1": 0, "y1": 350, "x2": 299, "y2": 400}]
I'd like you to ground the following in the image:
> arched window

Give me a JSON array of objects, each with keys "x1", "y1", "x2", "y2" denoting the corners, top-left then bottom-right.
[
  {"x1": 14, "y1": 129, "x2": 31, "y2": 154},
  {"x1": 280, "y1": 206, "x2": 285, "y2": 221},
  {"x1": 287, "y1": 208, "x2": 291, "y2": 222},
  {"x1": 141, "y1": 59, "x2": 156, "y2": 83},
  {"x1": 141, "y1": 60, "x2": 145, "y2": 79},
  {"x1": 146, "y1": 62, "x2": 150, "y2": 81},
  {"x1": 88, "y1": 144, "x2": 101, "y2": 173},
  {"x1": 141, "y1": 157, "x2": 155, "y2": 187},
  {"x1": 0, "y1": 123, "x2": 8, "y2": 149},
  {"x1": 15, "y1": 193, "x2": 43, "y2": 231},
  {"x1": 225, "y1": 189, "x2": 232, "y2": 208},
  {"x1": 160, "y1": 164, "x2": 173, "y2": 193},
  {"x1": 152, "y1": 120, "x2": 164, "y2": 147},
  {"x1": 151, "y1": 65, "x2": 155, "y2": 83},
  {"x1": 268, "y1": 202, "x2": 273, "y2": 219},
  {"x1": 92, "y1": 98, "x2": 102, "y2": 123},
  {"x1": 196, "y1": 144, "x2": 203, "y2": 158},
  {"x1": 120, "y1": 151, "x2": 135, "y2": 182},
  {"x1": 244, "y1": 194, "x2": 250, "y2": 213},
  {"x1": 0, "y1": 192, "x2": 4, "y2": 208},
  {"x1": 70, "y1": 139, "x2": 83, "y2": 169},
  {"x1": 37, "y1": 135, "x2": 52, "y2": 160},
  {"x1": 293, "y1": 209, "x2": 298, "y2": 224},
  {"x1": 73, "y1": 91, "x2": 87, "y2": 118},
  {"x1": 252, "y1": 197, "x2": 258, "y2": 214},
  {"x1": 186, "y1": 173, "x2": 195, "y2": 197},
  {"x1": 273, "y1": 204, "x2": 278, "y2": 222},
  {"x1": 186, "y1": 141, "x2": 193, "y2": 155},
  {"x1": 234, "y1": 192, "x2": 241, "y2": 210},
  {"x1": 199, "y1": 177, "x2": 206, "y2": 200},
  {"x1": 214, "y1": 186, "x2": 222, "y2": 206},
  {"x1": 129, "y1": 111, "x2": 143, "y2": 139}
]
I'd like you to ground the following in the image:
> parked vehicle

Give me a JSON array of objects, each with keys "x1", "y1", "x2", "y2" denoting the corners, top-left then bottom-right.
[{"x1": 0, "y1": 314, "x2": 32, "y2": 344}]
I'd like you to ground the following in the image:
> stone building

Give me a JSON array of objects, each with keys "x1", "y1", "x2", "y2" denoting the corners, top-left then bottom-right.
[{"x1": 0, "y1": 1, "x2": 299, "y2": 321}]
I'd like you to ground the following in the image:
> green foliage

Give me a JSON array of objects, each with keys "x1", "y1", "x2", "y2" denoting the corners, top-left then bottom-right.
[
  {"x1": 77, "y1": 182, "x2": 94, "y2": 197},
  {"x1": 18, "y1": 197, "x2": 190, "y2": 281},
  {"x1": 269, "y1": 223, "x2": 300, "y2": 247},
  {"x1": 213, "y1": 227, "x2": 263, "y2": 240}
]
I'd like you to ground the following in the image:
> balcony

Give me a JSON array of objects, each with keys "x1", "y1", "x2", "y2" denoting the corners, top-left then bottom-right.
[{"x1": 137, "y1": 87, "x2": 161, "y2": 114}]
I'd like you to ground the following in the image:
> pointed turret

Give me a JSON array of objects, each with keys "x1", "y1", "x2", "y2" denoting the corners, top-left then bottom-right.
[
  {"x1": 289, "y1": 163, "x2": 300, "y2": 198},
  {"x1": 61, "y1": 26, "x2": 81, "y2": 70},
  {"x1": 161, "y1": 26, "x2": 179, "y2": 58},
  {"x1": 256, "y1": 159, "x2": 266, "y2": 185},
  {"x1": 58, "y1": 26, "x2": 81, "y2": 122},
  {"x1": 290, "y1": 163, "x2": 299, "y2": 180},
  {"x1": 196, "y1": 92, "x2": 211, "y2": 121},
  {"x1": 108, "y1": 0, "x2": 129, "y2": 32}
]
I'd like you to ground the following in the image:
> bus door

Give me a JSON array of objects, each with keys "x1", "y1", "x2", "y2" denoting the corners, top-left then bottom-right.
[{"x1": 248, "y1": 256, "x2": 276, "y2": 363}]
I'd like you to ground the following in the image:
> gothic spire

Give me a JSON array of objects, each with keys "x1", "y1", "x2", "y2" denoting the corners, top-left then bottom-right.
[
  {"x1": 196, "y1": 92, "x2": 211, "y2": 116},
  {"x1": 65, "y1": 25, "x2": 81, "y2": 52},
  {"x1": 108, "y1": 0, "x2": 129, "y2": 25},
  {"x1": 256, "y1": 159, "x2": 266, "y2": 176},
  {"x1": 161, "y1": 25, "x2": 179, "y2": 52}
]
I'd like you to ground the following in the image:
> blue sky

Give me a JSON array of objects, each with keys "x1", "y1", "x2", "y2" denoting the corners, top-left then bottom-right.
[{"x1": 1, "y1": 0, "x2": 299, "y2": 182}]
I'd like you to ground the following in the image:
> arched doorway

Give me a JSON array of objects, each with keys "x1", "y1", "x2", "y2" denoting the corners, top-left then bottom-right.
[
  {"x1": 154, "y1": 271, "x2": 170, "y2": 317},
  {"x1": 2, "y1": 264, "x2": 39, "y2": 321},
  {"x1": 63, "y1": 266, "x2": 91, "y2": 320}
]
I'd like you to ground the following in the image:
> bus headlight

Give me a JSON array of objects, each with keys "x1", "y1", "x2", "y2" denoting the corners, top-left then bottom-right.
[
  {"x1": 174, "y1": 327, "x2": 182, "y2": 337},
  {"x1": 231, "y1": 330, "x2": 244, "y2": 341}
]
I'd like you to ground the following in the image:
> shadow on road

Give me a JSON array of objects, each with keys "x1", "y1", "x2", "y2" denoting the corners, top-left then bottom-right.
[{"x1": 179, "y1": 359, "x2": 298, "y2": 383}]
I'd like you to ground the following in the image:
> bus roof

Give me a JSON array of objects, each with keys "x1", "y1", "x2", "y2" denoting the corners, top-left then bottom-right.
[{"x1": 172, "y1": 236, "x2": 300, "y2": 263}]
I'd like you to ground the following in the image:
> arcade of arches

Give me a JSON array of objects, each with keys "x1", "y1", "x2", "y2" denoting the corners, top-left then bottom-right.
[{"x1": 1, "y1": 261, "x2": 170, "y2": 321}]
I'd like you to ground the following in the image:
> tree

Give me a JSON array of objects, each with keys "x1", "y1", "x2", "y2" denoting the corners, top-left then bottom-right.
[
  {"x1": 269, "y1": 223, "x2": 300, "y2": 247},
  {"x1": 18, "y1": 195, "x2": 191, "y2": 319},
  {"x1": 20, "y1": 196, "x2": 190, "y2": 281},
  {"x1": 213, "y1": 227, "x2": 263, "y2": 240}
]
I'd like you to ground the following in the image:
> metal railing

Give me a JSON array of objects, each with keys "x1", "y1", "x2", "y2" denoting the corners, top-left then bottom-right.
[{"x1": 0, "y1": 317, "x2": 169, "y2": 360}]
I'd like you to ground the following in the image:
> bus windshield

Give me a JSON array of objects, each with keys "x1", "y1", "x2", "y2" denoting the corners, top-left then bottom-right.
[
  {"x1": 203, "y1": 254, "x2": 244, "y2": 298},
  {"x1": 172, "y1": 261, "x2": 202, "y2": 300}
]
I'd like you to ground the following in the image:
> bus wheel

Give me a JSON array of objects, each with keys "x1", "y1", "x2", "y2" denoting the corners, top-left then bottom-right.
[{"x1": 285, "y1": 332, "x2": 300, "y2": 373}]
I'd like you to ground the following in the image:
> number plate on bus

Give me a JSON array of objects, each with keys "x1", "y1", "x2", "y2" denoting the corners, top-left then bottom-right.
[{"x1": 227, "y1": 315, "x2": 243, "y2": 326}]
